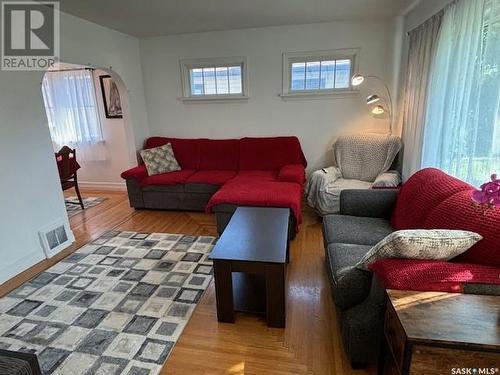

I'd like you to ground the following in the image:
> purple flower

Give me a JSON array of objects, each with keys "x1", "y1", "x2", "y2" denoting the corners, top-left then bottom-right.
[{"x1": 471, "y1": 174, "x2": 500, "y2": 208}]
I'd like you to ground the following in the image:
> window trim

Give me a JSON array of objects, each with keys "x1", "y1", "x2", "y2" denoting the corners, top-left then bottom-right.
[
  {"x1": 281, "y1": 48, "x2": 360, "y2": 99},
  {"x1": 179, "y1": 56, "x2": 249, "y2": 102}
]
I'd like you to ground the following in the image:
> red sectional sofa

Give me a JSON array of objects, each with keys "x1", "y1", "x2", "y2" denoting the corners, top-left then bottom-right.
[{"x1": 121, "y1": 136, "x2": 307, "y2": 238}]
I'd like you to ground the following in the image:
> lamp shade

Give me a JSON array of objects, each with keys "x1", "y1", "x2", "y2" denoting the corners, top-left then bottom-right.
[
  {"x1": 351, "y1": 74, "x2": 365, "y2": 86},
  {"x1": 366, "y1": 94, "x2": 380, "y2": 104},
  {"x1": 371, "y1": 105, "x2": 385, "y2": 115}
]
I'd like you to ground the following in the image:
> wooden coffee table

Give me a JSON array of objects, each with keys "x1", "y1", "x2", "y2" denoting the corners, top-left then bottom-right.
[
  {"x1": 379, "y1": 289, "x2": 500, "y2": 375},
  {"x1": 209, "y1": 207, "x2": 289, "y2": 328}
]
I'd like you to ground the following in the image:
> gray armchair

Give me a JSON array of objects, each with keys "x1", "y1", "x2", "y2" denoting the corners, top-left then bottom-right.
[{"x1": 306, "y1": 133, "x2": 402, "y2": 215}]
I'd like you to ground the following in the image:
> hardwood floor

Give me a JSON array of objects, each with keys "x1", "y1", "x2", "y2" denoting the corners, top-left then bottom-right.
[{"x1": 0, "y1": 190, "x2": 374, "y2": 375}]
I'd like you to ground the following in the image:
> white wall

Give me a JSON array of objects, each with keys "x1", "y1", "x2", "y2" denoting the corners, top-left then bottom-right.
[
  {"x1": 70, "y1": 69, "x2": 131, "y2": 191},
  {"x1": 0, "y1": 12, "x2": 149, "y2": 284},
  {"x1": 0, "y1": 70, "x2": 69, "y2": 284},
  {"x1": 57, "y1": 17, "x2": 150, "y2": 155},
  {"x1": 140, "y1": 21, "x2": 398, "y2": 172}
]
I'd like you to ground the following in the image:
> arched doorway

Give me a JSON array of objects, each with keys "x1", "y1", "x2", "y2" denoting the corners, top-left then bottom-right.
[{"x1": 42, "y1": 62, "x2": 136, "y2": 193}]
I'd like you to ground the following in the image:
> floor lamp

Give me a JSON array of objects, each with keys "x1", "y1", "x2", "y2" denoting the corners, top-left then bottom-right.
[{"x1": 351, "y1": 74, "x2": 393, "y2": 134}]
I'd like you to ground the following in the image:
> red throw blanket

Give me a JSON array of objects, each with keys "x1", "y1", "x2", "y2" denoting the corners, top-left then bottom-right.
[
  {"x1": 369, "y1": 258, "x2": 500, "y2": 293},
  {"x1": 206, "y1": 180, "x2": 303, "y2": 230}
]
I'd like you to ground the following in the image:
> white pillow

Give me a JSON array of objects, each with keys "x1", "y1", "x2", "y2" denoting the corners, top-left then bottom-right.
[
  {"x1": 355, "y1": 229, "x2": 482, "y2": 270},
  {"x1": 372, "y1": 171, "x2": 401, "y2": 188}
]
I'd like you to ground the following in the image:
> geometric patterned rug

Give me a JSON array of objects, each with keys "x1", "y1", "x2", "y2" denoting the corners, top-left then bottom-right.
[
  {"x1": 0, "y1": 231, "x2": 216, "y2": 374},
  {"x1": 65, "y1": 197, "x2": 107, "y2": 218}
]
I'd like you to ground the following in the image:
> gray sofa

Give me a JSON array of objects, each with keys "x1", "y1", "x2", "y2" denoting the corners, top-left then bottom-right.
[
  {"x1": 124, "y1": 180, "x2": 298, "y2": 239},
  {"x1": 323, "y1": 189, "x2": 397, "y2": 367},
  {"x1": 324, "y1": 187, "x2": 500, "y2": 368}
]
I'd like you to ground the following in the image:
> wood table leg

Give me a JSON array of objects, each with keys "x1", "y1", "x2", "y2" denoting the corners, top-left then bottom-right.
[
  {"x1": 213, "y1": 260, "x2": 234, "y2": 323},
  {"x1": 265, "y1": 263, "x2": 286, "y2": 328}
]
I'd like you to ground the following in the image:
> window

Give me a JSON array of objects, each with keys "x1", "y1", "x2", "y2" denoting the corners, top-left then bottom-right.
[
  {"x1": 421, "y1": 0, "x2": 500, "y2": 186},
  {"x1": 282, "y1": 49, "x2": 359, "y2": 97},
  {"x1": 42, "y1": 69, "x2": 103, "y2": 147},
  {"x1": 180, "y1": 57, "x2": 248, "y2": 100}
]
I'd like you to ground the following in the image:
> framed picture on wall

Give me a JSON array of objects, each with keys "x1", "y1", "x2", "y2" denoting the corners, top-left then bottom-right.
[{"x1": 99, "y1": 75, "x2": 123, "y2": 118}]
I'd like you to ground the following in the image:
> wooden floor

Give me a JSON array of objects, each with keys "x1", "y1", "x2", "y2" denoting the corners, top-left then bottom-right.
[{"x1": 0, "y1": 190, "x2": 374, "y2": 375}]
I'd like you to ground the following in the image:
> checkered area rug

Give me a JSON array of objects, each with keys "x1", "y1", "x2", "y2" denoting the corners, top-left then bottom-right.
[
  {"x1": 0, "y1": 231, "x2": 216, "y2": 374},
  {"x1": 65, "y1": 197, "x2": 106, "y2": 217}
]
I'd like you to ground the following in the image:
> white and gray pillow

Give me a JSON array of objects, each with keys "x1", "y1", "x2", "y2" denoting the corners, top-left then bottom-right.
[
  {"x1": 372, "y1": 171, "x2": 401, "y2": 188},
  {"x1": 140, "y1": 143, "x2": 181, "y2": 176},
  {"x1": 355, "y1": 229, "x2": 482, "y2": 270}
]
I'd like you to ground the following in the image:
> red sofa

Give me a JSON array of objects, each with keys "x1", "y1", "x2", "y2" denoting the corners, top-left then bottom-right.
[{"x1": 121, "y1": 136, "x2": 307, "y2": 237}]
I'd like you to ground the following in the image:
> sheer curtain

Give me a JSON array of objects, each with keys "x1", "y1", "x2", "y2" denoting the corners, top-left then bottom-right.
[
  {"x1": 42, "y1": 69, "x2": 105, "y2": 160},
  {"x1": 401, "y1": 13, "x2": 443, "y2": 180},
  {"x1": 421, "y1": 0, "x2": 500, "y2": 187}
]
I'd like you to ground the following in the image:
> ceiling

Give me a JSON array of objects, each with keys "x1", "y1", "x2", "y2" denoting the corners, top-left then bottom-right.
[{"x1": 57, "y1": 0, "x2": 416, "y2": 37}]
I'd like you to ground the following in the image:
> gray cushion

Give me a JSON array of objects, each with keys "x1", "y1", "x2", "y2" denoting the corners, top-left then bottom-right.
[
  {"x1": 184, "y1": 183, "x2": 219, "y2": 194},
  {"x1": 340, "y1": 290, "x2": 386, "y2": 364},
  {"x1": 211, "y1": 203, "x2": 238, "y2": 213},
  {"x1": 322, "y1": 214, "x2": 393, "y2": 247},
  {"x1": 326, "y1": 243, "x2": 373, "y2": 309},
  {"x1": 463, "y1": 283, "x2": 500, "y2": 296},
  {"x1": 339, "y1": 189, "x2": 398, "y2": 219},
  {"x1": 141, "y1": 184, "x2": 184, "y2": 193}
]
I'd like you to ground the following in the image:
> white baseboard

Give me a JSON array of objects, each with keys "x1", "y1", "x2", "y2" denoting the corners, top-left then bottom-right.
[
  {"x1": 79, "y1": 181, "x2": 127, "y2": 192},
  {"x1": 0, "y1": 250, "x2": 45, "y2": 284},
  {"x1": 0, "y1": 232, "x2": 75, "y2": 285}
]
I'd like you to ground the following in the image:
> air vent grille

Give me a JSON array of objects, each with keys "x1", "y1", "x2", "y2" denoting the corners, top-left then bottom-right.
[
  {"x1": 38, "y1": 221, "x2": 73, "y2": 258},
  {"x1": 46, "y1": 225, "x2": 68, "y2": 250}
]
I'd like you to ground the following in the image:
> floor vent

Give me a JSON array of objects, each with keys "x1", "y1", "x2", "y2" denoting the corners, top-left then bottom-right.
[{"x1": 39, "y1": 221, "x2": 73, "y2": 258}]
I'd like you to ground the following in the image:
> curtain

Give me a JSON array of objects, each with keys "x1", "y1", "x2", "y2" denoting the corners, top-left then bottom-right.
[
  {"x1": 42, "y1": 70, "x2": 105, "y2": 160},
  {"x1": 401, "y1": 12, "x2": 443, "y2": 180},
  {"x1": 421, "y1": 0, "x2": 500, "y2": 187}
]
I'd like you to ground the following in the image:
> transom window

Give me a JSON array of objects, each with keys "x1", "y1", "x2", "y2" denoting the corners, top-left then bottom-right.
[
  {"x1": 282, "y1": 49, "x2": 359, "y2": 97},
  {"x1": 190, "y1": 66, "x2": 242, "y2": 95},
  {"x1": 180, "y1": 57, "x2": 248, "y2": 100},
  {"x1": 291, "y1": 60, "x2": 351, "y2": 91}
]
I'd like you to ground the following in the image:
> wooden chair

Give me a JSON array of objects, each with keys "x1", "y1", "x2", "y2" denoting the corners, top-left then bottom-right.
[{"x1": 55, "y1": 145, "x2": 84, "y2": 210}]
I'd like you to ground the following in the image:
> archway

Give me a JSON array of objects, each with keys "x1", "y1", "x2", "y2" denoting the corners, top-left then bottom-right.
[{"x1": 42, "y1": 61, "x2": 136, "y2": 193}]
